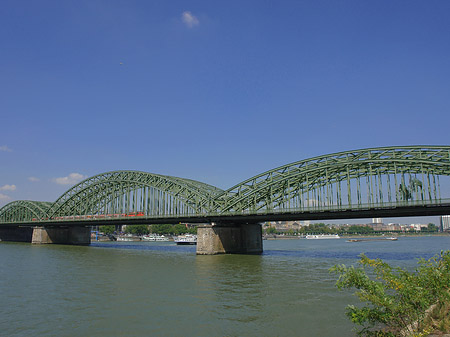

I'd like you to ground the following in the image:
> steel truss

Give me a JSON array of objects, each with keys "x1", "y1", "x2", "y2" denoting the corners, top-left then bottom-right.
[
  {"x1": 1, "y1": 146, "x2": 449, "y2": 223},
  {"x1": 214, "y1": 146, "x2": 450, "y2": 213},
  {"x1": 0, "y1": 201, "x2": 53, "y2": 223}
]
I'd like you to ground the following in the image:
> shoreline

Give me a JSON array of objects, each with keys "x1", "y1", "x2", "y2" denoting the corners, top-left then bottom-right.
[{"x1": 264, "y1": 233, "x2": 450, "y2": 240}]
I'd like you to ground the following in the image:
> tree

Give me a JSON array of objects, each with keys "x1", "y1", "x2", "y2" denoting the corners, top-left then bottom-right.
[
  {"x1": 303, "y1": 223, "x2": 332, "y2": 234},
  {"x1": 427, "y1": 223, "x2": 438, "y2": 232},
  {"x1": 266, "y1": 226, "x2": 277, "y2": 234},
  {"x1": 331, "y1": 251, "x2": 450, "y2": 336},
  {"x1": 346, "y1": 225, "x2": 374, "y2": 234},
  {"x1": 99, "y1": 225, "x2": 115, "y2": 235},
  {"x1": 151, "y1": 224, "x2": 197, "y2": 235},
  {"x1": 124, "y1": 225, "x2": 149, "y2": 236}
]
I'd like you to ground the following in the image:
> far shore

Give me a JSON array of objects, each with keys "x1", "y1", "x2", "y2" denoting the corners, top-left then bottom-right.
[{"x1": 264, "y1": 233, "x2": 450, "y2": 240}]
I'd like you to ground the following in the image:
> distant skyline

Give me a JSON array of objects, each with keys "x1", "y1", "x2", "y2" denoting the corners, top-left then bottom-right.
[{"x1": 1, "y1": 1, "x2": 449, "y2": 224}]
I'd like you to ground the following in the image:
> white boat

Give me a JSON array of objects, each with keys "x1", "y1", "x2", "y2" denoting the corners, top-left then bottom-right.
[
  {"x1": 175, "y1": 234, "x2": 197, "y2": 245},
  {"x1": 306, "y1": 234, "x2": 340, "y2": 239},
  {"x1": 116, "y1": 236, "x2": 138, "y2": 241},
  {"x1": 141, "y1": 234, "x2": 169, "y2": 242},
  {"x1": 347, "y1": 237, "x2": 398, "y2": 242}
]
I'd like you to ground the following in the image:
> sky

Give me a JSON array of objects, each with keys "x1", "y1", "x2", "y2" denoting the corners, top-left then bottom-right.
[{"x1": 1, "y1": 0, "x2": 449, "y2": 224}]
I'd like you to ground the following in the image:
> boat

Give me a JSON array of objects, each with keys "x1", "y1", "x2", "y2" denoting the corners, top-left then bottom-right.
[
  {"x1": 175, "y1": 234, "x2": 197, "y2": 245},
  {"x1": 116, "y1": 236, "x2": 139, "y2": 241},
  {"x1": 386, "y1": 237, "x2": 398, "y2": 241},
  {"x1": 347, "y1": 237, "x2": 398, "y2": 243},
  {"x1": 141, "y1": 234, "x2": 169, "y2": 242},
  {"x1": 305, "y1": 234, "x2": 340, "y2": 239}
]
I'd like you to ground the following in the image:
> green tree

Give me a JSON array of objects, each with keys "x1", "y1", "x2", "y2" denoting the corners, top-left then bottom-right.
[
  {"x1": 124, "y1": 225, "x2": 149, "y2": 236},
  {"x1": 151, "y1": 224, "x2": 197, "y2": 235},
  {"x1": 427, "y1": 223, "x2": 438, "y2": 232},
  {"x1": 304, "y1": 223, "x2": 330, "y2": 234},
  {"x1": 266, "y1": 226, "x2": 277, "y2": 234},
  {"x1": 331, "y1": 251, "x2": 450, "y2": 336},
  {"x1": 345, "y1": 225, "x2": 374, "y2": 234},
  {"x1": 99, "y1": 225, "x2": 115, "y2": 235}
]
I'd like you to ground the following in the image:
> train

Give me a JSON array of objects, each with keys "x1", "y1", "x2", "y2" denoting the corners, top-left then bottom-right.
[{"x1": 32, "y1": 211, "x2": 146, "y2": 221}]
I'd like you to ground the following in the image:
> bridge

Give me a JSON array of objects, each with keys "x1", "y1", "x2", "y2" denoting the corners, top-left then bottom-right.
[{"x1": 1, "y1": 145, "x2": 450, "y2": 254}]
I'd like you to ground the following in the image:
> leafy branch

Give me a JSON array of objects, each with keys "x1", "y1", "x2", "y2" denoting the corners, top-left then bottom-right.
[{"x1": 331, "y1": 251, "x2": 450, "y2": 336}]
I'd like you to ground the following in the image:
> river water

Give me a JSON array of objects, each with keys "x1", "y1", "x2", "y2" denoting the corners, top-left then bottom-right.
[{"x1": 1, "y1": 236, "x2": 449, "y2": 337}]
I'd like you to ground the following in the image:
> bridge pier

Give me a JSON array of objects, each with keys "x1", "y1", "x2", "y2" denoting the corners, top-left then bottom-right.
[
  {"x1": 31, "y1": 226, "x2": 91, "y2": 245},
  {"x1": 0, "y1": 226, "x2": 34, "y2": 242},
  {"x1": 196, "y1": 222, "x2": 263, "y2": 255}
]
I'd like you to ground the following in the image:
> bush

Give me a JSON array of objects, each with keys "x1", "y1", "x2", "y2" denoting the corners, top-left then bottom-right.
[{"x1": 330, "y1": 251, "x2": 450, "y2": 336}]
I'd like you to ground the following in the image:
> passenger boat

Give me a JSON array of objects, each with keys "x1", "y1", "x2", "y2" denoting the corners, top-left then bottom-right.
[
  {"x1": 305, "y1": 234, "x2": 340, "y2": 239},
  {"x1": 174, "y1": 234, "x2": 197, "y2": 245},
  {"x1": 116, "y1": 236, "x2": 139, "y2": 241},
  {"x1": 141, "y1": 234, "x2": 169, "y2": 242}
]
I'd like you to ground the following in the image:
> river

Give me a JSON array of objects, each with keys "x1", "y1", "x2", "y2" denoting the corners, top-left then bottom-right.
[{"x1": 1, "y1": 236, "x2": 449, "y2": 336}]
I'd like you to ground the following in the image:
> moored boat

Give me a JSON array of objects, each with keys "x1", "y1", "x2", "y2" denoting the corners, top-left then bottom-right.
[
  {"x1": 175, "y1": 234, "x2": 197, "y2": 245},
  {"x1": 305, "y1": 234, "x2": 340, "y2": 239},
  {"x1": 116, "y1": 235, "x2": 140, "y2": 241},
  {"x1": 141, "y1": 234, "x2": 169, "y2": 242}
]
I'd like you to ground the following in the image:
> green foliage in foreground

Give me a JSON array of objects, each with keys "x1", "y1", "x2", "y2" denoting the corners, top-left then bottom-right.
[{"x1": 330, "y1": 251, "x2": 450, "y2": 336}]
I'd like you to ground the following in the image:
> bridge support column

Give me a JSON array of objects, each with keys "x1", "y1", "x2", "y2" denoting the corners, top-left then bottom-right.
[
  {"x1": 0, "y1": 226, "x2": 34, "y2": 242},
  {"x1": 31, "y1": 226, "x2": 91, "y2": 245},
  {"x1": 196, "y1": 222, "x2": 262, "y2": 255}
]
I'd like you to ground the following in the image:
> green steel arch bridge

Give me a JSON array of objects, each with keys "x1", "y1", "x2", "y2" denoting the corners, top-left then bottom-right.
[
  {"x1": 2, "y1": 145, "x2": 450, "y2": 225},
  {"x1": 1, "y1": 146, "x2": 450, "y2": 253}
]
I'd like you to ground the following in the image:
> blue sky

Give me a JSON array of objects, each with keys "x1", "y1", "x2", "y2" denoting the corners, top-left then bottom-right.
[{"x1": 1, "y1": 1, "x2": 449, "y2": 223}]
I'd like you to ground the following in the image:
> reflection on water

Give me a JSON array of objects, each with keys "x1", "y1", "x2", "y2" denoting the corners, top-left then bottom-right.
[{"x1": 1, "y1": 236, "x2": 449, "y2": 336}]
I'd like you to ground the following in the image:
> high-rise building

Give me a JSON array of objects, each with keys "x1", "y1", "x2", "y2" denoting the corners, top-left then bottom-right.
[{"x1": 440, "y1": 216, "x2": 450, "y2": 231}]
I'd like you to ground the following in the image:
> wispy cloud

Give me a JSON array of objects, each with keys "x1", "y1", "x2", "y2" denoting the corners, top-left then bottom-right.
[
  {"x1": 52, "y1": 173, "x2": 87, "y2": 185},
  {"x1": 0, "y1": 193, "x2": 11, "y2": 201},
  {"x1": 0, "y1": 145, "x2": 12, "y2": 152},
  {"x1": 0, "y1": 184, "x2": 16, "y2": 191},
  {"x1": 181, "y1": 11, "x2": 199, "y2": 28},
  {"x1": 28, "y1": 177, "x2": 40, "y2": 182}
]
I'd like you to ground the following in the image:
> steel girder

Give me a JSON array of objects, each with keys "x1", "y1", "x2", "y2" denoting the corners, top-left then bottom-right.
[
  {"x1": 214, "y1": 146, "x2": 450, "y2": 213},
  {"x1": 46, "y1": 171, "x2": 223, "y2": 219},
  {"x1": 1, "y1": 146, "x2": 450, "y2": 224},
  {"x1": 0, "y1": 201, "x2": 53, "y2": 223}
]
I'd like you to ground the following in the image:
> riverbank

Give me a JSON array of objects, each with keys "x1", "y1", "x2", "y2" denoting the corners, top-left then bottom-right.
[{"x1": 264, "y1": 233, "x2": 450, "y2": 240}]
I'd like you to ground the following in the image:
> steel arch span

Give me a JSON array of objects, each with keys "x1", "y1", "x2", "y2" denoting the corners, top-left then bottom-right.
[
  {"x1": 0, "y1": 201, "x2": 53, "y2": 223},
  {"x1": 45, "y1": 171, "x2": 223, "y2": 219},
  {"x1": 214, "y1": 146, "x2": 450, "y2": 214},
  {"x1": 0, "y1": 146, "x2": 449, "y2": 225}
]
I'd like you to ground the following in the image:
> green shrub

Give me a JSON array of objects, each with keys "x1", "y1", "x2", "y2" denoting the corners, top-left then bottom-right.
[{"x1": 330, "y1": 251, "x2": 450, "y2": 336}]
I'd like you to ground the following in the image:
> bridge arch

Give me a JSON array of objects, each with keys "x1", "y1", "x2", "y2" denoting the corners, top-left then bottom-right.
[
  {"x1": 214, "y1": 146, "x2": 450, "y2": 213},
  {"x1": 0, "y1": 201, "x2": 53, "y2": 223},
  {"x1": 46, "y1": 170, "x2": 223, "y2": 219},
  {"x1": 1, "y1": 146, "x2": 449, "y2": 224}
]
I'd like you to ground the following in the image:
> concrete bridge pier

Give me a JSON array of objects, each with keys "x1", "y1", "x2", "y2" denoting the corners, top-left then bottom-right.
[
  {"x1": 196, "y1": 222, "x2": 263, "y2": 255},
  {"x1": 31, "y1": 226, "x2": 91, "y2": 245},
  {"x1": 0, "y1": 226, "x2": 34, "y2": 242}
]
